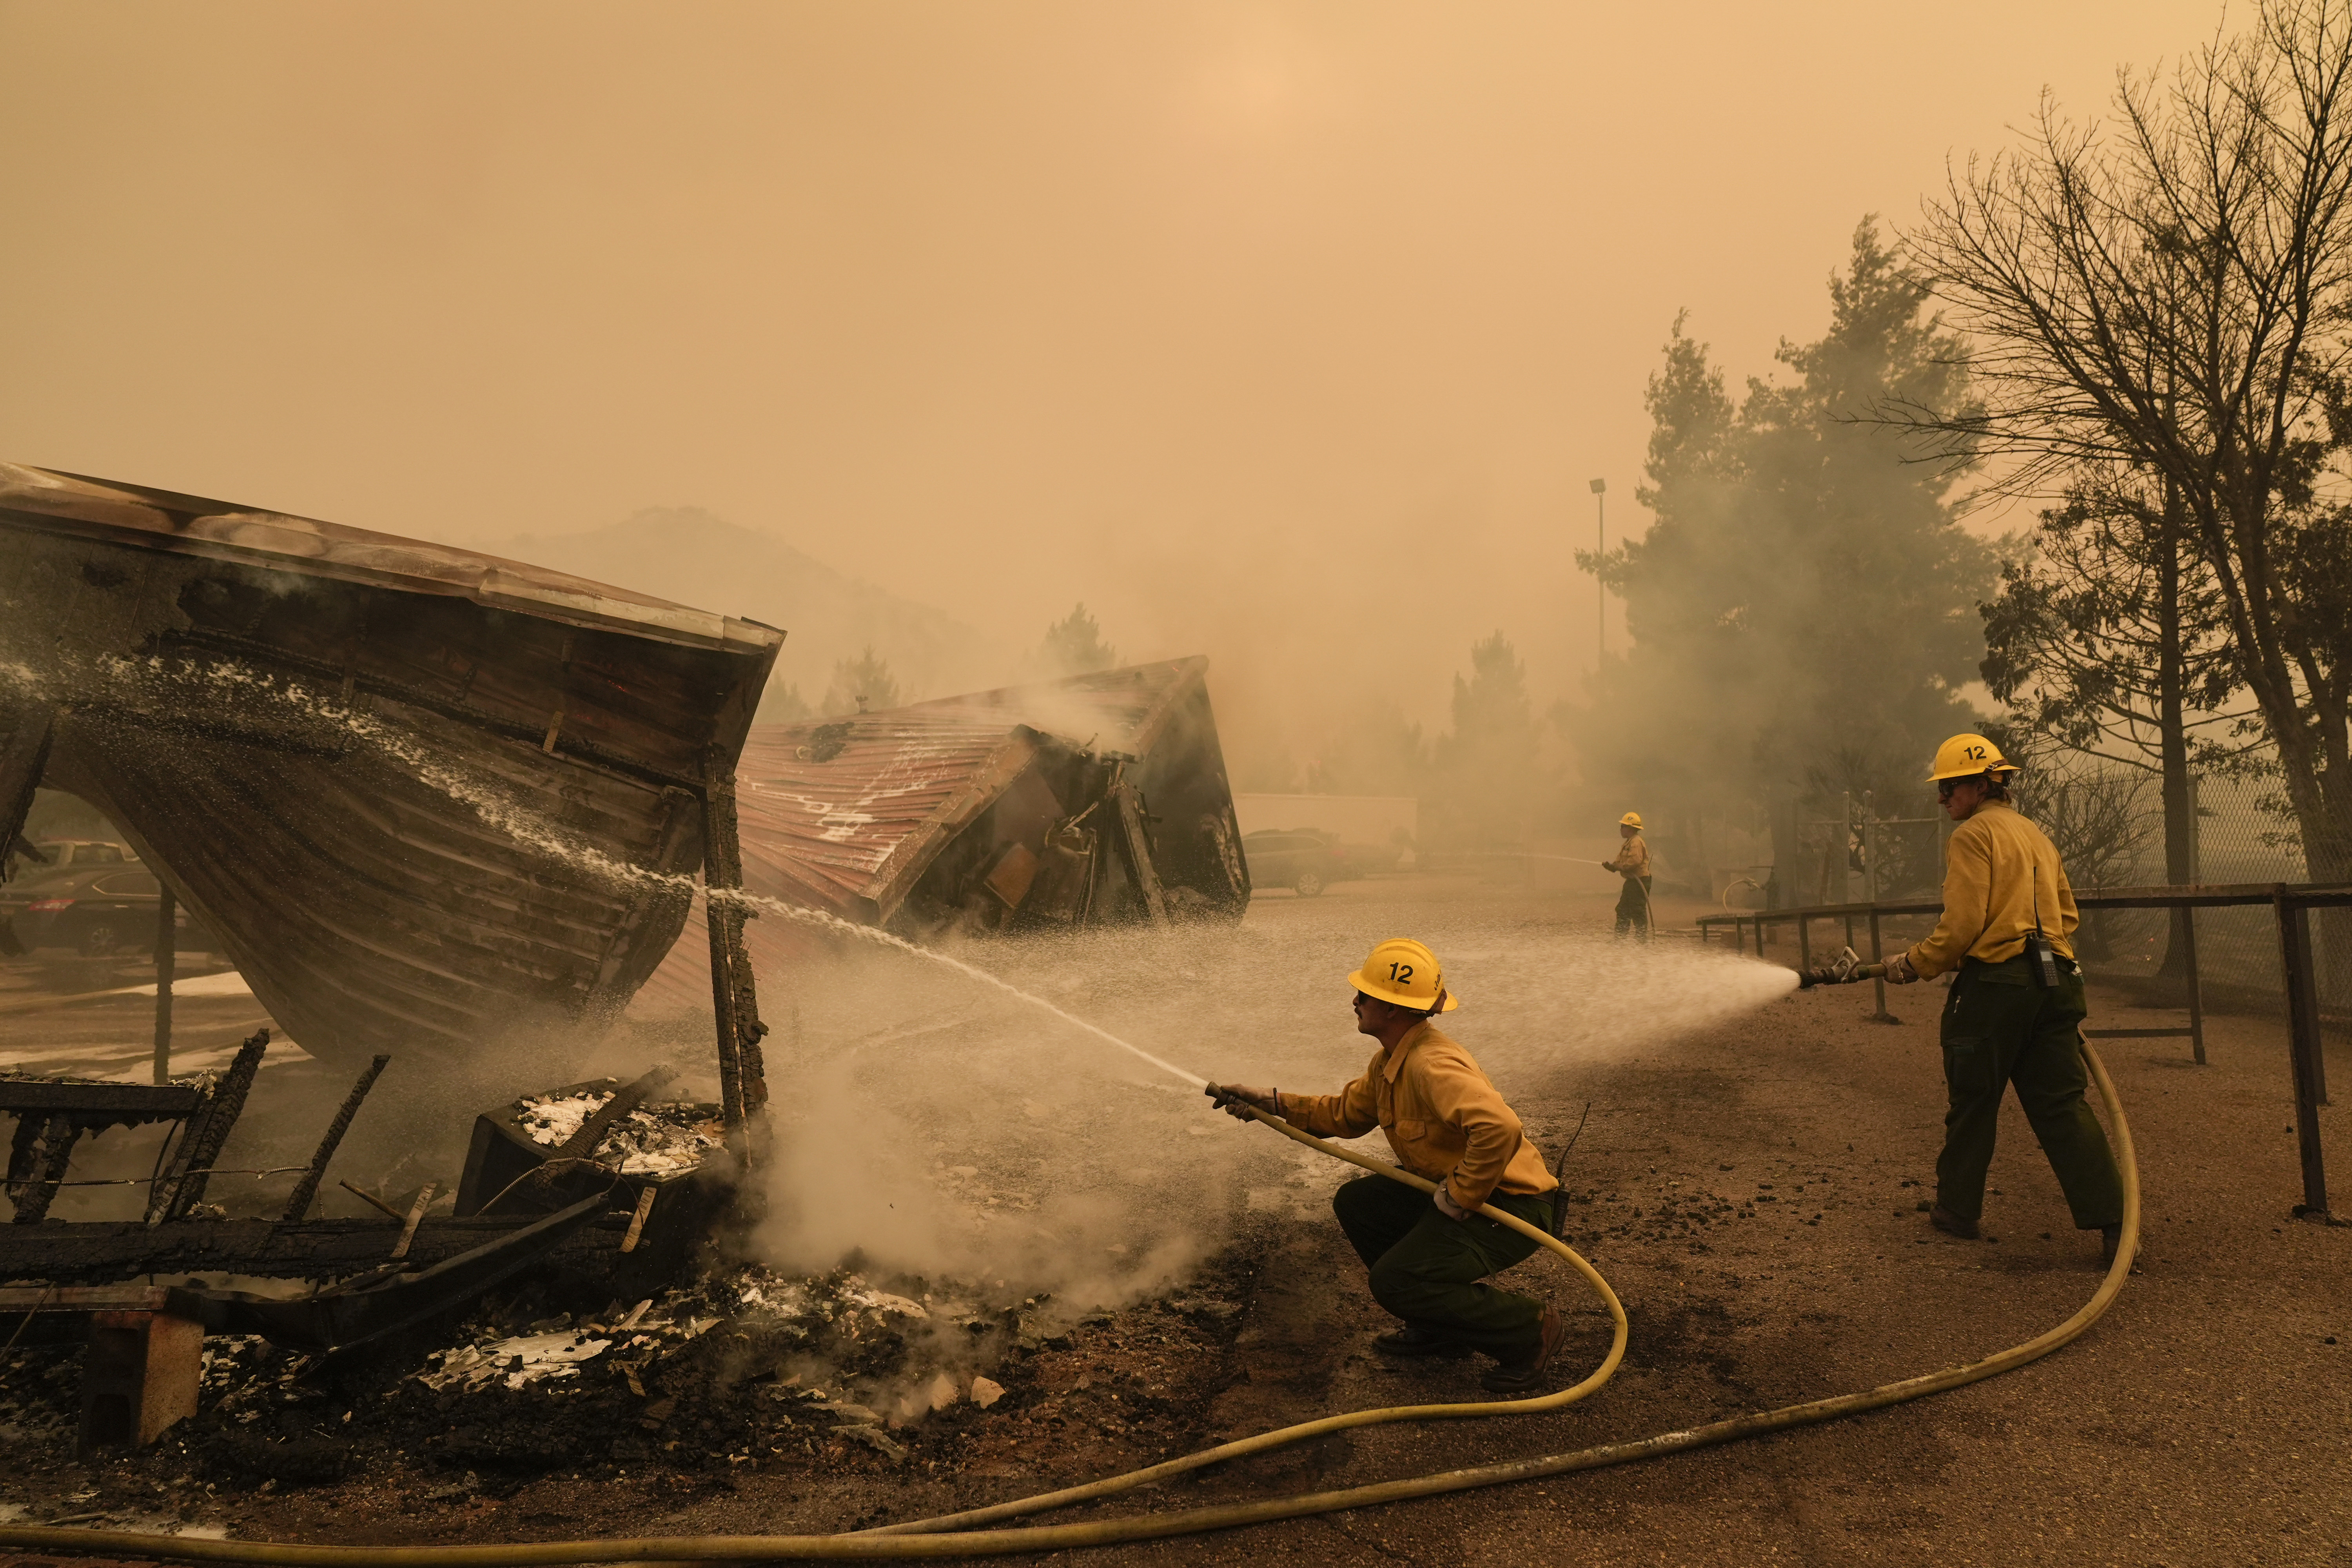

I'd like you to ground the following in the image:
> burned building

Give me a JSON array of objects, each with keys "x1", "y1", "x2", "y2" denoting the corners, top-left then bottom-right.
[
  {"x1": 1, "y1": 463, "x2": 796, "y2": 1417},
  {"x1": 738, "y1": 658, "x2": 1245, "y2": 937},
  {"x1": 0, "y1": 463, "x2": 782, "y2": 1075}
]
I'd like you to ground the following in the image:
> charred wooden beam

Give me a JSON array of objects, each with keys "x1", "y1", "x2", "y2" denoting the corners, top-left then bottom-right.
[
  {"x1": 0, "y1": 1081, "x2": 204, "y2": 1118},
  {"x1": 145, "y1": 1029, "x2": 269, "y2": 1224},
  {"x1": 4, "y1": 1212, "x2": 630, "y2": 1284},
  {"x1": 6, "y1": 1115, "x2": 81, "y2": 1225},
  {"x1": 278, "y1": 1054, "x2": 392, "y2": 1223},
  {"x1": 164, "y1": 1193, "x2": 614, "y2": 1354},
  {"x1": 701, "y1": 748, "x2": 768, "y2": 1147}
]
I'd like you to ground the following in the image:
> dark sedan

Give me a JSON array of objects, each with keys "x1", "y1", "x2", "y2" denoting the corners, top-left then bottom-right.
[
  {"x1": 1240, "y1": 829, "x2": 1355, "y2": 897},
  {"x1": 0, "y1": 861, "x2": 177, "y2": 957}
]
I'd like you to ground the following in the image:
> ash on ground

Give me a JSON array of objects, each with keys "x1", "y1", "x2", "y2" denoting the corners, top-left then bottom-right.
[
  {"x1": 510, "y1": 1091, "x2": 724, "y2": 1180},
  {"x1": 0, "y1": 1249, "x2": 1259, "y2": 1527}
]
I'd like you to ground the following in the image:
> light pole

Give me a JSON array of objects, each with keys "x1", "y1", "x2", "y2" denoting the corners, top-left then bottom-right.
[{"x1": 1588, "y1": 477, "x2": 1607, "y2": 667}]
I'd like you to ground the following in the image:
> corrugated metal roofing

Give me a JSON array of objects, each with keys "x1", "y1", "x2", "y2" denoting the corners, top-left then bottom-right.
[{"x1": 736, "y1": 658, "x2": 1205, "y2": 923}]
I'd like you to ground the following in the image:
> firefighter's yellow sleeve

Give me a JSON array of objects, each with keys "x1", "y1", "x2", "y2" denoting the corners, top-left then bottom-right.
[{"x1": 1279, "y1": 1069, "x2": 1380, "y2": 1142}]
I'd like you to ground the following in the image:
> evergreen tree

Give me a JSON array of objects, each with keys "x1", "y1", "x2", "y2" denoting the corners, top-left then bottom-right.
[
  {"x1": 1428, "y1": 633, "x2": 1543, "y2": 849},
  {"x1": 822, "y1": 646, "x2": 903, "y2": 717},
  {"x1": 760, "y1": 678, "x2": 813, "y2": 724},
  {"x1": 1582, "y1": 221, "x2": 1996, "y2": 828},
  {"x1": 1028, "y1": 603, "x2": 1119, "y2": 679}
]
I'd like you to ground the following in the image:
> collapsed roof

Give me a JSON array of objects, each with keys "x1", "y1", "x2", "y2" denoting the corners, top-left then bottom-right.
[
  {"x1": 748, "y1": 658, "x2": 1248, "y2": 931},
  {"x1": 631, "y1": 659, "x2": 1247, "y2": 1013},
  {"x1": 0, "y1": 463, "x2": 781, "y2": 1071}
]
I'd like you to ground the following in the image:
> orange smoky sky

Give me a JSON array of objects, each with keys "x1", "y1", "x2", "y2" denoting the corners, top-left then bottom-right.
[{"x1": 0, "y1": 1, "x2": 2231, "y2": 772}]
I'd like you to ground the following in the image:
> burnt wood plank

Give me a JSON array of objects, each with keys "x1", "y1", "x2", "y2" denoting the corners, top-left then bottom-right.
[
  {"x1": 2, "y1": 1214, "x2": 629, "y2": 1283},
  {"x1": 0, "y1": 1081, "x2": 206, "y2": 1117}
]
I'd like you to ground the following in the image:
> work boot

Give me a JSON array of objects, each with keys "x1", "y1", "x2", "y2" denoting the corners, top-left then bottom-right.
[
  {"x1": 1479, "y1": 1305, "x2": 1564, "y2": 1394},
  {"x1": 1372, "y1": 1322, "x2": 1461, "y2": 1358},
  {"x1": 1929, "y1": 1205, "x2": 1980, "y2": 1240},
  {"x1": 2100, "y1": 1223, "x2": 2124, "y2": 1266}
]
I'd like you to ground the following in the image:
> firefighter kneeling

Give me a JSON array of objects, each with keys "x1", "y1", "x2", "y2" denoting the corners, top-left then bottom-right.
[
  {"x1": 1885, "y1": 735, "x2": 2127, "y2": 1265},
  {"x1": 1205, "y1": 939, "x2": 1565, "y2": 1392}
]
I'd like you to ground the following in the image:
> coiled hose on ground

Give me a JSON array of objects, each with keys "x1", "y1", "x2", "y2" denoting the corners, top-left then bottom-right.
[{"x1": 0, "y1": 1042, "x2": 2137, "y2": 1562}]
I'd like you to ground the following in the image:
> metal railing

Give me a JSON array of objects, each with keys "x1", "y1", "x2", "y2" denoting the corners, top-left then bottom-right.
[{"x1": 1696, "y1": 882, "x2": 2347, "y2": 1222}]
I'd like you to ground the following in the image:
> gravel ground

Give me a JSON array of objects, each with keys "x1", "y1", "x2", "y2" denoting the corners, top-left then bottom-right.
[{"x1": 4, "y1": 869, "x2": 2347, "y2": 1565}]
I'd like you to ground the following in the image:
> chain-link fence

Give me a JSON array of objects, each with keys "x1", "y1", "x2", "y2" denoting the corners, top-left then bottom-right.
[
  {"x1": 2006, "y1": 767, "x2": 2320, "y2": 1004},
  {"x1": 2174, "y1": 771, "x2": 2325, "y2": 1003}
]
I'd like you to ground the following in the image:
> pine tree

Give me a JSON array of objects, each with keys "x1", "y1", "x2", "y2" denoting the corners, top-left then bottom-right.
[
  {"x1": 1429, "y1": 633, "x2": 1542, "y2": 849},
  {"x1": 1029, "y1": 604, "x2": 1118, "y2": 680},
  {"x1": 760, "y1": 679, "x2": 813, "y2": 724},
  {"x1": 822, "y1": 647, "x2": 903, "y2": 717},
  {"x1": 1583, "y1": 220, "x2": 1996, "y2": 827}
]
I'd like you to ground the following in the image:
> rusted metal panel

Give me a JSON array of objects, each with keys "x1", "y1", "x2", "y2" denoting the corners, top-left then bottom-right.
[{"x1": 0, "y1": 463, "x2": 782, "y2": 1070}]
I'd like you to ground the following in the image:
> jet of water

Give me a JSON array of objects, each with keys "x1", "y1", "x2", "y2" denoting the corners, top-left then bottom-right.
[{"x1": 725, "y1": 893, "x2": 1210, "y2": 1089}]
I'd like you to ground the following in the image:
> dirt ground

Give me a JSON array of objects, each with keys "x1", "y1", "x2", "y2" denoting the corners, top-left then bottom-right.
[{"x1": 4, "y1": 868, "x2": 2348, "y2": 1566}]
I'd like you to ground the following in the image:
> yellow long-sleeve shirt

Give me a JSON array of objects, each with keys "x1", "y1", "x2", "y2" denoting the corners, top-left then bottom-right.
[
  {"x1": 1607, "y1": 833, "x2": 1651, "y2": 878},
  {"x1": 1277, "y1": 1022, "x2": 1558, "y2": 1210},
  {"x1": 1904, "y1": 798, "x2": 2077, "y2": 980}
]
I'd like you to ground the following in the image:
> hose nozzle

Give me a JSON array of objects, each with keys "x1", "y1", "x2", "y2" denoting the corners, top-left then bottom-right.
[{"x1": 1798, "y1": 946, "x2": 1886, "y2": 988}]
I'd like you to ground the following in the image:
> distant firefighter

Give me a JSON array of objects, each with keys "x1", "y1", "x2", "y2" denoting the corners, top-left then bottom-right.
[
  {"x1": 1602, "y1": 811, "x2": 1652, "y2": 941},
  {"x1": 1883, "y1": 734, "x2": 2126, "y2": 1265}
]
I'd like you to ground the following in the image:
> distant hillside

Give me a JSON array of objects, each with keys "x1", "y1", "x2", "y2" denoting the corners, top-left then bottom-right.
[{"x1": 479, "y1": 507, "x2": 1004, "y2": 716}]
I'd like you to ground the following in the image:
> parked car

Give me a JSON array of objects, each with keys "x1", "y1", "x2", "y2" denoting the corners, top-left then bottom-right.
[
  {"x1": 11, "y1": 838, "x2": 139, "y2": 871},
  {"x1": 0, "y1": 850, "x2": 184, "y2": 958},
  {"x1": 1240, "y1": 829, "x2": 1355, "y2": 897}
]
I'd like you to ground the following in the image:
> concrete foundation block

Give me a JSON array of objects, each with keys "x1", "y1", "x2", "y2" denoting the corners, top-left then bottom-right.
[{"x1": 76, "y1": 1309, "x2": 203, "y2": 1455}]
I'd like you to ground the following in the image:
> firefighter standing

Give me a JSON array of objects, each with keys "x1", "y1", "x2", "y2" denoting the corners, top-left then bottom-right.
[
  {"x1": 1883, "y1": 735, "x2": 2126, "y2": 1264},
  {"x1": 1203, "y1": 939, "x2": 1566, "y2": 1393},
  {"x1": 1603, "y1": 811, "x2": 1652, "y2": 940}
]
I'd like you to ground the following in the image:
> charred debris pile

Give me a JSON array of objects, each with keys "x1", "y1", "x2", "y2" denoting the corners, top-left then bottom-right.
[
  {"x1": 0, "y1": 461, "x2": 789, "y2": 1466},
  {"x1": 0, "y1": 1252, "x2": 1264, "y2": 1512}
]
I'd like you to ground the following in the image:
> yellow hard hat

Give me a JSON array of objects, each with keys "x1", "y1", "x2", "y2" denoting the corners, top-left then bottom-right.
[
  {"x1": 1349, "y1": 937, "x2": 1459, "y2": 1013},
  {"x1": 1619, "y1": 812, "x2": 1643, "y2": 828},
  {"x1": 1927, "y1": 733, "x2": 2022, "y2": 783}
]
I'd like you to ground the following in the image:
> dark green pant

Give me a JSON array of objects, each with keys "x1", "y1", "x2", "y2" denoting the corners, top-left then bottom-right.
[
  {"x1": 1331, "y1": 1174, "x2": 1552, "y2": 1357},
  {"x1": 1615, "y1": 876, "x2": 1653, "y2": 939},
  {"x1": 1935, "y1": 956, "x2": 2125, "y2": 1230}
]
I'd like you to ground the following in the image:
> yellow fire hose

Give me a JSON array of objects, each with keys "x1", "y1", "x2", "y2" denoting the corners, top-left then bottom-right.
[
  {"x1": 854, "y1": 1106, "x2": 1628, "y2": 1537},
  {"x1": 0, "y1": 1043, "x2": 2137, "y2": 1563}
]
